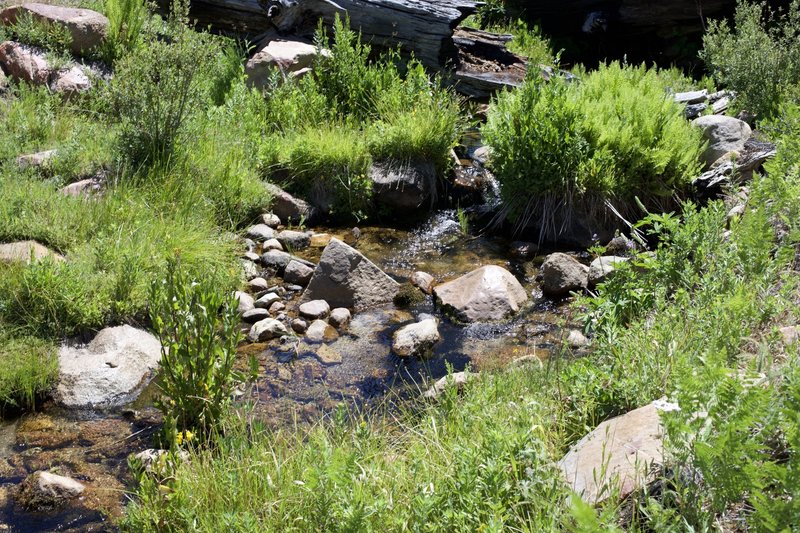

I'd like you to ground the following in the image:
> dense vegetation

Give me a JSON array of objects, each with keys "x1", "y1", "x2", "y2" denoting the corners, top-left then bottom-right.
[{"x1": 1, "y1": 0, "x2": 800, "y2": 530}]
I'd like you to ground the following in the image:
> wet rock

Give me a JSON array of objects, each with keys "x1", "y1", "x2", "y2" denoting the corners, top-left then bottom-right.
[
  {"x1": 247, "y1": 318, "x2": 288, "y2": 342},
  {"x1": 509, "y1": 241, "x2": 538, "y2": 259},
  {"x1": 410, "y1": 271, "x2": 435, "y2": 294},
  {"x1": 235, "y1": 291, "x2": 255, "y2": 314},
  {"x1": 264, "y1": 183, "x2": 313, "y2": 224},
  {"x1": 422, "y1": 372, "x2": 471, "y2": 399},
  {"x1": 588, "y1": 256, "x2": 629, "y2": 286},
  {"x1": 301, "y1": 238, "x2": 400, "y2": 311},
  {"x1": 0, "y1": 240, "x2": 64, "y2": 264},
  {"x1": 276, "y1": 230, "x2": 311, "y2": 251},
  {"x1": 17, "y1": 471, "x2": 84, "y2": 511},
  {"x1": 285, "y1": 283, "x2": 304, "y2": 292},
  {"x1": 16, "y1": 149, "x2": 57, "y2": 169},
  {"x1": 329, "y1": 308, "x2": 351, "y2": 328},
  {"x1": 540, "y1": 253, "x2": 588, "y2": 297},
  {"x1": 1, "y1": 3, "x2": 108, "y2": 55},
  {"x1": 242, "y1": 308, "x2": 270, "y2": 324},
  {"x1": 392, "y1": 318, "x2": 440, "y2": 357},
  {"x1": 433, "y1": 265, "x2": 528, "y2": 322},
  {"x1": 559, "y1": 400, "x2": 678, "y2": 505},
  {"x1": 268, "y1": 301, "x2": 285, "y2": 314},
  {"x1": 693, "y1": 115, "x2": 752, "y2": 168},
  {"x1": 261, "y1": 213, "x2": 281, "y2": 228},
  {"x1": 262, "y1": 238, "x2": 283, "y2": 252},
  {"x1": 245, "y1": 39, "x2": 328, "y2": 89},
  {"x1": 255, "y1": 292, "x2": 281, "y2": 309},
  {"x1": 566, "y1": 329, "x2": 589, "y2": 348},
  {"x1": 306, "y1": 319, "x2": 338, "y2": 343},
  {"x1": 394, "y1": 282, "x2": 426, "y2": 307},
  {"x1": 284, "y1": 260, "x2": 314, "y2": 286},
  {"x1": 56, "y1": 325, "x2": 162, "y2": 408},
  {"x1": 248, "y1": 277, "x2": 269, "y2": 292},
  {"x1": 370, "y1": 160, "x2": 436, "y2": 211},
  {"x1": 245, "y1": 224, "x2": 275, "y2": 242},
  {"x1": 314, "y1": 344, "x2": 342, "y2": 365},
  {"x1": 291, "y1": 318, "x2": 308, "y2": 333},
  {"x1": 310, "y1": 233, "x2": 332, "y2": 248},
  {"x1": 260, "y1": 249, "x2": 292, "y2": 271},
  {"x1": 299, "y1": 299, "x2": 330, "y2": 320}
]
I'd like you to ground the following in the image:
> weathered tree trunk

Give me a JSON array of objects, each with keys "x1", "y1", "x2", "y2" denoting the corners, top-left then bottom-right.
[{"x1": 189, "y1": 0, "x2": 478, "y2": 68}]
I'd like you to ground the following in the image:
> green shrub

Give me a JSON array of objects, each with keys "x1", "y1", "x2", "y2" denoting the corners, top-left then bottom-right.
[
  {"x1": 5, "y1": 11, "x2": 72, "y2": 56},
  {"x1": 0, "y1": 328, "x2": 57, "y2": 413},
  {"x1": 702, "y1": 0, "x2": 800, "y2": 120},
  {"x1": 483, "y1": 62, "x2": 703, "y2": 235},
  {"x1": 149, "y1": 260, "x2": 242, "y2": 443},
  {"x1": 108, "y1": 16, "x2": 214, "y2": 165}
]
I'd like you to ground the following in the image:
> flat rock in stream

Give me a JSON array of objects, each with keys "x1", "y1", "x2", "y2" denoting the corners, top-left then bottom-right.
[
  {"x1": 433, "y1": 265, "x2": 528, "y2": 322},
  {"x1": 56, "y1": 325, "x2": 162, "y2": 408},
  {"x1": 17, "y1": 471, "x2": 85, "y2": 511},
  {"x1": 300, "y1": 238, "x2": 399, "y2": 311}
]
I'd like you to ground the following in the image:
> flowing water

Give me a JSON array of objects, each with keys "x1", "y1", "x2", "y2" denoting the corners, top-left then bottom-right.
[{"x1": 0, "y1": 192, "x2": 582, "y2": 532}]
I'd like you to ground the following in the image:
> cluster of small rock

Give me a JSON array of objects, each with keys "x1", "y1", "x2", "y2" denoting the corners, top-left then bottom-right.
[{"x1": 0, "y1": 3, "x2": 108, "y2": 95}]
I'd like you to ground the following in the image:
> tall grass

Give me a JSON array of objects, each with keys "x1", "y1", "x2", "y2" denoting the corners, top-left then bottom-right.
[{"x1": 0, "y1": 326, "x2": 57, "y2": 413}]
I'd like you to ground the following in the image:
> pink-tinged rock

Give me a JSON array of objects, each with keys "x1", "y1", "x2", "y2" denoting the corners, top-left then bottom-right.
[
  {"x1": 0, "y1": 41, "x2": 50, "y2": 84},
  {"x1": 245, "y1": 40, "x2": 329, "y2": 89},
  {"x1": 1, "y1": 3, "x2": 108, "y2": 55},
  {"x1": 433, "y1": 265, "x2": 527, "y2": 322},
  {"x1": 49, "y1": 64, "x2": 91, "y2": 95},
  {"x1": 559, "y1": 400, "x2": 679, "y2": 505}
]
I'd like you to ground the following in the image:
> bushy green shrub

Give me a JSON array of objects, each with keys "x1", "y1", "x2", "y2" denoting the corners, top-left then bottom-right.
[
  {"x1": 108, "y1": 12, "x2": 214, "y2": 165},
  {"x1": 702, "y1": 0, "x2": 800, "y2": 120},
  {"x1": 149, "y1": 260, "x2": 242, "y2": 443},
  {"x1": 483, "y1": 62, "x2": 703, "y2": 234}
]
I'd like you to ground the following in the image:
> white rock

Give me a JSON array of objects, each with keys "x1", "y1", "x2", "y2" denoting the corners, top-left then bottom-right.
[
  {"x1": 392, "y1": 318, "x2": 441, "y2": 357},
  {"x1": 298, "y1": 299, "x2": 330, "y2": 320},
  {"x1": 255, "y1": 292, "x2": 281, "y2": 309},
  {"x1": 56, "y1": 326, "x2": 162, "y2": 408},
  {"x1": 588, "y1": 256, "x2": 629, "y2": 286},
  {"x1": 433, "y1": 265, "x2": 527, "y2": 322},
  {"x1": 247, "y1": 318, "x2": 288, "y2": 343},
  {"x1": 329, "y1": 308, "x2": 351, "y2": 328},
  {"x1": 235, "y1": 291, "x2": 255, "y2": 314}
]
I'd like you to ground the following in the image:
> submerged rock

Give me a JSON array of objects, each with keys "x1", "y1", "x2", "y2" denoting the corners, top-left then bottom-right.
[
  {"x1": 17, "y1": 471, "x2": 85, "y2": 511},
  {"x1": 433, "y1": 265, "x2": 528, "y2": 322},
  {"x1": 300, "y1": 238, "x2": 400, "y2": 311},
  {"x1": 305, "y1": 319, "x2": 338, "y2": 343},
  {"x1": 559, "y1": 400, "x2": 678, "y2": 505},
  {"x1": 540, "y1": 253, "x2": 588, "y2": 297},
  {"x1": 56, "y1": 325, "x2": 162, "y2": 408},
  {"x1": 392, "y1": 318, "x2": 441, "y2": 357}
]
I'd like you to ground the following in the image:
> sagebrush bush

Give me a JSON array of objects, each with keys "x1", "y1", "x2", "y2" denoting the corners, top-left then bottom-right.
[
  {"x1": 702, "y1": 0, "x2": 800, "y2": 120},
  {"x1": 483, "y1": 62, "x2": 703, "y2": 237}
]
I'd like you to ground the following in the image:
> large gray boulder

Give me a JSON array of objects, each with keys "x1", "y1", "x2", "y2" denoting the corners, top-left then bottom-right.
[
  {"x1": 433, "y1": 265, "x2": 527, "y2": 322},
  {"x1": 1, "y1": 3, "x2": 108, "y2": 55},
  {"x1": 693, "y1": 115, "x2": 752, "y2": 167},
  {"x1": 559, "y1": 400, "x2": 678, "y2": 505},
  {"x1": 300, "y1": 238, "x2": 399, "y2": 311},
  {"x1": 540, "y1": 253, "x2": 588, "y2": 297},
  {"x1": 392, "y1": 318, "x2": 441, "y2": 357},
  {"x1": 56, "y1": 325, "x2": 162, "y2": 408},
  {"x1": 370, "y1": 160, "x2": 436, "y2": 212}
]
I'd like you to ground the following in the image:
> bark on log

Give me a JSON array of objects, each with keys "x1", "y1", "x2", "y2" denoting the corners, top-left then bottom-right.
[{"x1": 189, "y1": 0, "x2": 479, "y2": 68}]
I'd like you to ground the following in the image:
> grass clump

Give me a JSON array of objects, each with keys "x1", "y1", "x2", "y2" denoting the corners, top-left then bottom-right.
[
  {"x1": 0, "y1": 327, "x2": 57, "y2": 413},
  {"x1": 702, "y1": 0, "x2": 800, "y2": 121},
  {"x1": 483, "y1": 62, "x2": 704, "y2": 239}
]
